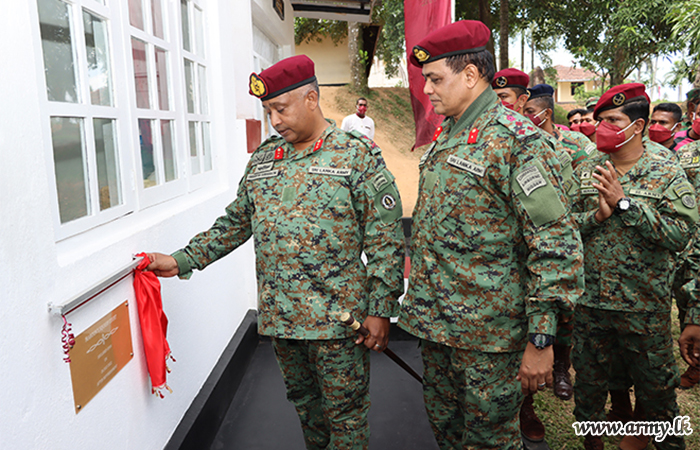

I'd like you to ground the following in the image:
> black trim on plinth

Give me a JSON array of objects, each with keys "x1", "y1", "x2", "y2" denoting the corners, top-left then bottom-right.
[{"x1": 165, "y1": 309, "x2": 259, "y2": 450}]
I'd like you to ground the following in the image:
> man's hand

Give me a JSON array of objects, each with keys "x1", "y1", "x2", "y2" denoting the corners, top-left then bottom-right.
[
  {"x1": 679, "y1": 324, "x2": 700, "y2": 367},
  {"x1": 595, "y1": 190, "x2": 614, "y2": 223},
  {"x1": 592, "y1": 161, "x2": 625, "y2": 208},
  {"x1": 517, "y1": 342, "x2": 554, "y2": 395},
  {"x1": 355, "y1": 315, "x2": 390, "y2": 352},
  {"x1": 144, "y1": 252, "x2": 180, "y2": 278}
]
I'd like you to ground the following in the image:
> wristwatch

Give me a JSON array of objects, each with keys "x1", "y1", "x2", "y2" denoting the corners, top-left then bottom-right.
[
  {"x1": 614, "y1": 197, "x2": 631, "y2": 215},
  {"x1": 529, "y1": 333, "x2": 554, "y2": 350}
]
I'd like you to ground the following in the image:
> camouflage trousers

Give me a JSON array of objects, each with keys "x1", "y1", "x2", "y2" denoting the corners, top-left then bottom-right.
[
  {"x1": 556, "y1": 309, "x2": 574, "y2": 347},
  {"x1": 572, "y1": 306, "x2": 684, "y2": 450},
  {"x1": 271, "y1": 337, "x2": 370, "y2": 450},
  {"x1": 420, "y1": 339, "x2": 523, "y2": 450}
]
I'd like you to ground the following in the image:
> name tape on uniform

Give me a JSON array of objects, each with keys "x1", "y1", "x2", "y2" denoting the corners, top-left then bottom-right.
[
  {"x1": 629, "y1": 188, "x2": 661, "y2": 199},
  {"x1": 247, "y1": 170, "x2": 280, "y2": 181},
  {"x1": 516, "y1": 165, "x2": 547, "y2": 197},
  {"x1": 308, "y1": 166, "x2": 352, "y2": 177},
  {"x1": 446, "y1": 155, "x2": 485, "y2": 177}
]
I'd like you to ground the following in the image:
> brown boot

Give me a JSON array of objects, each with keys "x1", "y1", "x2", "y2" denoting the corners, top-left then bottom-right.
[
  {"x1": 584, "y1": 435, "x2": 604, "y2": 450},
  {"x1": 553, "y1": 344, "x2": 573, "y2": 400},
  {"x1": 680, "y1": 365, "x2": 700, "y2": 389},
  {"x1": 619, "y1": 401, "x2": 649, "y2": 450},
  {"x1": 520, "y1": 393, "x2": 545, "y2": 442},
  {"x1": 606, "y1": 389, "x2": 633, "y2": 423}
]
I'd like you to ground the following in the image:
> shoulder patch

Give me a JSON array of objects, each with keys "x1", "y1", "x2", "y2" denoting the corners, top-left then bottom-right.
[
  {"x1": 349, "y1": 130, "x2": 381, "y2": 155},
  {"x1": 496, "y1": 114, "x2": 541, "y2": 144}
]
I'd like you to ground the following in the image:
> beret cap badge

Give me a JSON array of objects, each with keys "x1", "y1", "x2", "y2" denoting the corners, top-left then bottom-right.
[
  {"x1": 413, "y1": 47, "x2": 430, "y2": 63},
  {"x1": 249, "y1": 73, "x2": 267, "y2": 98},
  {"x1": 612, "y1": 92, "x2": 626, "y2": 106},
  {"x1": 495, "y1": 76, "x2": 507, "y2": 87}
]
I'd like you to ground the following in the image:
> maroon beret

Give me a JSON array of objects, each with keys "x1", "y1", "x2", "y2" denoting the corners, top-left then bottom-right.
[
  {"x1": 249, "y1": 55, "x2": 317, "y2": 101},
  {"x1": 492, "y1": 68, "x2": 529, "y2": 90},
  {"x1": 409, "y1": 20, "x2": 491, "y2": 67},
  {"x1": 593, "y1": 83, "x2": 650, "y2": 119}
]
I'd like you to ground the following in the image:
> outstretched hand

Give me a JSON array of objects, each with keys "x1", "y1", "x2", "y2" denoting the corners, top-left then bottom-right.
[{"x1": 144, "y1": 252, "x2": 180, "y2": 278}]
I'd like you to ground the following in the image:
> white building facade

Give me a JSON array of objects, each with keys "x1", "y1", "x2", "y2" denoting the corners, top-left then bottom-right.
[{"x1": 0, "y1": 0, "x2": 293, "y2": 448}]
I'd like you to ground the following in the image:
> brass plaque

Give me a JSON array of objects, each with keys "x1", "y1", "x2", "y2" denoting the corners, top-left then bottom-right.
[{"x1": 69, "y1": 301, "x2": 133, "y2": 413}]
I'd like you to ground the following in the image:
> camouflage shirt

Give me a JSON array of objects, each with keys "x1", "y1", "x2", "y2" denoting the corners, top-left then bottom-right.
[
  {"x1": 172, "y1": 122, "x2": 406, "y2": 339},
  {"x1": 398, "y1": 88, "x2": 584, "y2": 352},
  {"x1": 676, "y1": 141, "x2": 700, "y2": 325},
  {"x1": 553, "y1": 128, "x2": 595, "y2": 169},
  {"x1": 568, "y1": 144, "x2": 699, "y2": 313}
]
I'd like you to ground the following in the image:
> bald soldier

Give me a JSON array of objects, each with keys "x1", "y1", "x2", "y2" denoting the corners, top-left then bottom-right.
[
  {"x1": 400, "y1": 20, "x2": 584, "y2": 449},
  {"x1": 144, "y1": 55, "x2": 406, "y2": 450}
]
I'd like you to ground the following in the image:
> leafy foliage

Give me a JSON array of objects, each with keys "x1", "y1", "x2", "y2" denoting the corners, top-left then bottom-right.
[
  {"x1": 294, "y1": 18, "x2": 347, "y2": 46},
  {"x1": 667, "y1": 0, "x2": 700, "y2": 87}
]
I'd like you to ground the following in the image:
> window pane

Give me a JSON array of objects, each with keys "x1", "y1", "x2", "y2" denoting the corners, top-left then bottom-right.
[
  {"x1": 189, "y1": 121, "x2": 200, "y2": 174},
  {"x1": 202, "y1": 122, "x2": 212, "y2": 172},
  {"x1": 131, "y1": 38, "x2": 150, "y2": 109},
  {"x1": 37, "y1": 0, "x2": 79, "y2": 103},
  {"x1": 51, "y1": 117, "x2": 88, "y2": 223},
  {"x1": 129, "y1": 0, "x2": 144, "y2": 30},
  {"x1": 194, "y1": 6, "x2": 204, "y2": 57},
  {"x1": 151, "y1": 0, "x2": 164, "y2": 39},
  {"x1": 93, "y1": 118, "x2": 122, "y2": 210},
  {"x1": 180, "y1": 0, "x2": 190, "y2": 52},
  {"x1": 161, "y1": 120, "x2": 176, "y2": 182},
  {"x1": 139, "y1": 119, "x2": 156, "y2": 187},
  {"x1": 184, "y1": 59, "x2": 195, "y2": 113},
  {"x1": 198, "y1": 64, "x2": 208, "y2": 114},
  {"x1": 155, "y1": 47, "x2": 169, "y2": 110},
  {"x1": 83, "y1": 10, "x2": 113, "y2": 106}
]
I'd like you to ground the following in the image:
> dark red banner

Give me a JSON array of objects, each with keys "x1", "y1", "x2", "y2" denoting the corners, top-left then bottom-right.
[{"x1": 404, "y1": 0, "x2": 451, "y2": 150}]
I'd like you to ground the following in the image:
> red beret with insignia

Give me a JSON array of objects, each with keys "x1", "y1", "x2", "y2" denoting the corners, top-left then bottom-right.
[
  {"x1": 249, "y1": 55, "x2": 317, "y2": 101},
  {"x1": 409, "y1": 20, "x2": 491, "y2": 67},
  {"x1": 492, "y1": 68, "x2": 529, "y2": 90},
  {"x1": 593, "y1": 83, "x2": 650, "y2": 120}
]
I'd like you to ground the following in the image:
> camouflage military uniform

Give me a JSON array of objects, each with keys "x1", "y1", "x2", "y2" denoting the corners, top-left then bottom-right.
[
  {"x1": 554, "y1": 128, "x2": 596, "y2": 170},
  {"x1": 172, "y1": 122, "x2": 406, "y2": 450},
  {"x1": 399, "y1": 88, "x2": 584, "y2": 449},
  {"x1": 568, "y1": 145, "x2": 698, "y2": 449}
]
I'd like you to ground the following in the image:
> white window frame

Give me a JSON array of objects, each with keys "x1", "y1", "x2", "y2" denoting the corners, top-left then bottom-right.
[
  {"x1": 32, "y1": 0, "x2": 216, "y2": 241},
  {"x1": 33, "y1": 0, "x2": 136, "y2": 241}
]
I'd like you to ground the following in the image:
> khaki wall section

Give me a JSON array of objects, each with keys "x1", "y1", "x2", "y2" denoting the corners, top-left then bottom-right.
[
  {"x1": 296, "y1": 38, "x2": 350, "y2": 85},
  {"x1": 557, "y1": 80, "x2": 598, "y2": 103}
]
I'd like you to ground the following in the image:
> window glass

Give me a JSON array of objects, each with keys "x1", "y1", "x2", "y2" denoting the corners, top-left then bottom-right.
[
  {"x1": 184, "y1": 59, "x2": 195, "y2": 113},
  {"x1": 194, "y1": 6, "x2": 204, "y2": 57},
  {"x1": 151, "y1": 0, "x2": 164, "y2": 39},
  {"x1": 188, "y1": 121, "x2": 200, "y2": 174},
  {"x1": 93, "y1": 118, "x2": 122, "y2": 210},
  {"x1": 161, "y1": 120, "x2": 176, "y2": 182},
  {"x1": 180, "y1": 0, "x2": 190, "y2": 52},
  {"x1": 155, "y1": 47, "x2": 169, "y2": 110},
  {"x1": 83, "y1": 10, "x2": 113, "y2": 106},
  {"x1": 131, "y1": 38, "x2": 150, "y2": 108},
  {"x1": 129, "y1": 0, "x2": 144, "y2": 30},
  {"x1": 202, "y1": 121, "x2": 212, "y2": 172},
  {"x1": 198, "y1": 64, "x2": 208, "y2": 114},
  {"x1": 38, "y1": 0, "x2": 79, "y2": 103},
  {"x1": 139, "y1": 119, "x2": 156, "y2": 187},
  {"x1": 51, "y1": 117, "x2": 88, "y2": 222}
]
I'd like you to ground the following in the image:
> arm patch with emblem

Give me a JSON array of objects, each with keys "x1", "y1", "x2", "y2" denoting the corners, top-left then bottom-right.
[
  {"x1": 512, "y1": 160, "x2": 566, "y2": 227},
  {"x1": 366, "y1": 169, "x2": 402, "y2": 224}
]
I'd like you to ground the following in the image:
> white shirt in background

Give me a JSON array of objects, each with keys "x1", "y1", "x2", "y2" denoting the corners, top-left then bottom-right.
[{"x1": 341, "y1": 114, "x2": 375, "y2": 140}]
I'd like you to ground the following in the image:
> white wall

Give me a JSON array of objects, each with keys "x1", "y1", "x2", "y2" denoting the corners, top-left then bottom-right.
[{"x1": 0, "y1": 0, "x2": 294, "y2": 448}]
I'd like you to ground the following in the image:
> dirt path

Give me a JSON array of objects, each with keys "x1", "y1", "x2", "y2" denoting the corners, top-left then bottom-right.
[{"x1": 320, "y1": 86, "x2": 421, "y2": 217}]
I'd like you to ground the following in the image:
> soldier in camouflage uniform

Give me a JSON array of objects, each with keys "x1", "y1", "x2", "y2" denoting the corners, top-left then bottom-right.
[
  {"x1": 398, "y1": 21, "x2": 584, "y2": 449},
  {"x1": 492, "y1": 68, "x2": 531, "y2": 114},
  {"x1": 523, "y1": 83, "x2": 595, "y2": 169},
  {"x1": 568, "y1": 83, "x2": 698, "y2": 450},
  {"x1": 145, "y1": 55, "x2": 406, "y2": 450}
]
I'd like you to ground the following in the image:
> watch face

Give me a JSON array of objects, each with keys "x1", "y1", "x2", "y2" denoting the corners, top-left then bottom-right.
[
  {"x1": 619, "y1": 198, "x2": 630, "y2": 210},
  {"x1": 533, "y1": 334, "x2": 548, "y2": 348}
]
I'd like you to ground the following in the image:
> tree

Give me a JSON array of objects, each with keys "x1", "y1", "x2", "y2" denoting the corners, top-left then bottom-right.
[
  {"x1": 667, "y1": 0, "x2": 700, "y2": 88},
  {"x1": 533, "y1": 0, "x2": 676, "y2": 89}
]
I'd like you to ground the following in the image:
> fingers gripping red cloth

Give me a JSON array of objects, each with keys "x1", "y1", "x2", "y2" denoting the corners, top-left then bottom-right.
[{"x1": 134, "y1": 253, "x2": 174, "y2": 397}]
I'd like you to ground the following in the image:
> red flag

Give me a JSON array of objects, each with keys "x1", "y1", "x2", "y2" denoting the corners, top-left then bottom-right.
[
  {"x1": 133, "y1": 253, "x2": 173, "y2": 397},
  {"x1": 405, "y1": 0, "x2": 451, "y2": 150}
]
